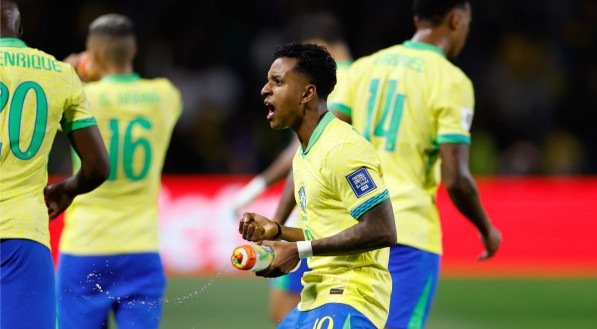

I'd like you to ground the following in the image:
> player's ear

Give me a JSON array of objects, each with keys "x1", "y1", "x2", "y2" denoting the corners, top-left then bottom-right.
[
  {"x1": 447, "y1": 8, "x2": 464, "y2": 31},
  {"x1": 300, "y1": 84, "x2": 316, "y2": 104}
]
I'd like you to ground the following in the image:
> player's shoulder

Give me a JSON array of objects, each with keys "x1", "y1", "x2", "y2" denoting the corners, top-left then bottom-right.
[
  {"x1": 325, "y1": 118, "x2": 375, "y2": 152},
  {"x1": 143, "y1": 77, "x2": 179, "y2": 91}
]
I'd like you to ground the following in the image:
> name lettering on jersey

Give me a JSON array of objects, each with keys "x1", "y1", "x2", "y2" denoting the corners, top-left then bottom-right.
[
  {"x1": 0, "y1": 50, "x2": 62, "y2": 73},
  {"x1": 298, "y1": 186, "x2": 307, "y2": 211},
  {"x1": 374, "y1": 53, "x2": 424, "y2": 72},
  {"x1": 346, "y1": 168, "x2": 377, "y2": 198},
  {"x1": 460, "y1": 107, "x2": 474, "y2": 131}
]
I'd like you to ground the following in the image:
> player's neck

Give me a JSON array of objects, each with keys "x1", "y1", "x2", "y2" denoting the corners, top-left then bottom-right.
[
  {"x1": 101, "y1": 64, "x2": 134, "y2": 77},
  {"x1": 411, "y1": 29, "x2": 451, "y2": 57},
  {"x1": 295, "y1": 103, "x2": 328, "y2": 150}
]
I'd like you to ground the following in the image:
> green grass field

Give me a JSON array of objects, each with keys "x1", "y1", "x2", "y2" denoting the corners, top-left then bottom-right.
[{"x1": 159, "y1": 277, "x2": 597, "y2": 329}]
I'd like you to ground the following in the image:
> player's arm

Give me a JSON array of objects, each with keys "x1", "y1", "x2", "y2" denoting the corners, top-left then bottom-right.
[
  {"x1": 231, "y1": 137, "x2": 299, "y2": 213},
  {"x1": 271, "y1": 171, "x2": 297, "y2": 225},
  {"x1": 440, "y1": 143, "x2": 501, "y2": 260},
  {"x1": 241, "y1": 199, "x2": 396, "y2": 278},
  {"x1": 310, "y1": 199, "x2": 395, "y2": 255},
  {"x1": 44, "y1": 126, "x2": 110, "y2": 219}
]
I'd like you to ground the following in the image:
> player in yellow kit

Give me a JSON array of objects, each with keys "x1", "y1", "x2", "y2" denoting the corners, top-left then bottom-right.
[
  {"x1": 56, "y1": 14, "x2": 181, "y2": 329},
  {"x1": 231, "y1": 12, "x2": 355, "y2": 324},
  {"x1": 0, "y1": 2, "x2": 110, "y2": 328},
  {"x1": 239, "y1": 43, "x2": 396, "y2": 329},
  {"x1": 329, "y1": 1, "x2": 502, "y2": 328}
]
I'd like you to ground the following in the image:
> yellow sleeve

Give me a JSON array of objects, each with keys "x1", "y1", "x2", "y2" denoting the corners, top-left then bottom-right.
[
  {"x1": 322, "y1": 142, "x2": 389, "y2": 219},
  {"x1": 328, "y1": 63, "x2": 359, "y2": 119},
  {"x1": 61, "y1": 65, "x2": 96, "y2": 133},
  {"x1": 433, "y1": 74, "x2": 474, "y2": 144}
]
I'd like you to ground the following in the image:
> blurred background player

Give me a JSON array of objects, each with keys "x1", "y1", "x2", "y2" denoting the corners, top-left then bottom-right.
[
  {"x1": 329, "y1": 1, "x2": 502, "y2": 328},
  {"x1": 0, "y1": 1, "x2": 110, "y2": 328},
  {"x1": 56, "y1": 14, "x2": 182, "y2": 329},
  {"x1": 241, "y1": 42, "x2": 396, "y2": 329},
  {"x1": 230, "y1": 12, "x2": 353, "y2": 324}
]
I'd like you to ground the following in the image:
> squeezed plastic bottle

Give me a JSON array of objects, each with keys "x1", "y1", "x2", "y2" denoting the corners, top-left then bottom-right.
[
  {"x1": 231, "y1": 244, "x2": 274, "y2": 272},
  {"x1": 231, "y1": 244, "x2": 301, "y2": 272}
]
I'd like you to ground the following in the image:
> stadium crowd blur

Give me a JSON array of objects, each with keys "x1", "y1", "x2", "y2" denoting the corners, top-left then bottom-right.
[{"x1": 24, "y1": 0, "x2": 594, "y2": 175}]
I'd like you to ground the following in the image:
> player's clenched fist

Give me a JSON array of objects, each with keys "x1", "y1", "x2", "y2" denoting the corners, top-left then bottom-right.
[{"x1": 239, "y1": 212, "x2": 280, "y2": 242}]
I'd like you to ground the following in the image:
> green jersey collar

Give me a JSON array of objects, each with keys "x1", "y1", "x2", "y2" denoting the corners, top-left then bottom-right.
[
  {"x1": 101, "y1": 73, "x2": 141, "y2": 83},
  {"x1": 302, "y1": 111, "x2": 335, "y2": 156},
  {"x1": 0, "y1": 38, "x2": 27, "y2": 48},
  {"x1": 403, "y1": 40, "x2": 446, "y2": 58}
]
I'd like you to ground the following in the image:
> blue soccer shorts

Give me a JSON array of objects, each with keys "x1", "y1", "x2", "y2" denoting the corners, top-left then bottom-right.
[
  {"x1": 1, "y1": 239, "x2": 55, "y2": 329},
  {"x1": 270, "y1": 258, "x2": 309, "y2": 294},
  {"x1": 386, "y1": 244, "x2": 440, "y2": 329},
  {"x1": 278, "y1": 303, "x2": 376, "y2": 329},
  {"x1": 56, "y1": 252, "x2": 166, "y2": 329}
]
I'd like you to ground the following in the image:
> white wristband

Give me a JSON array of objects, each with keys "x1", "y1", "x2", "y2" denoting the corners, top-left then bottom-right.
[
  {"x1": 296, "y1": 241, "x2": 313, "y2": 259},
  {"x1": 232, "y1": 176, "x2": 267, "y2": 211}
]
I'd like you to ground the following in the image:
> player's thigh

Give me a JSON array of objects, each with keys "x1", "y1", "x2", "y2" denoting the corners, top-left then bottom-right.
[
  {"x1": 295, "y1": 303, "x2": 376, "y2": 329},
  {"x1": 56, "y1": 253, "x2": 113, "y2": 329},
  {"x1": 112, "y1": 253, "x2": 166, "y2": 329},
  {"x1": 386, "y1": 244, "x2": 440, "y2": 329},
  {"x1": 0, "y1": 239, "x2": 55, "y2": 329}
]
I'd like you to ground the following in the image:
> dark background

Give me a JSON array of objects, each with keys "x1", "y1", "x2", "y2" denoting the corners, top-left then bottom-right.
[{"x1": 15, "y1": 0, "x2": 595, "y2": 175}]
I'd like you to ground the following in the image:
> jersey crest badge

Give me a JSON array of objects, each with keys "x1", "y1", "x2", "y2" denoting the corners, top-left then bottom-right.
[
  {"x1": 346, "y1": 167, "x2": 377, "y2": 198},
  {"x1": 298, "y1": 186, "x2": 307, "y2": 211}
]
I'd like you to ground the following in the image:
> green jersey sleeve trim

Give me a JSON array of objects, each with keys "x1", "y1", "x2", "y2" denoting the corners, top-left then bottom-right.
[
  {"x1": 438, "y1": 134, "x2": 471, "y2": 145},
  {"x1": 61, "y1": 117, "x2": 97, "y2": 134},
  {"x1": 336, "y1": 60, "x2": 353, "y2": 70},
  {"x1": 350, "y1": 189, "x2": 389, "y2": 220},
  {"x1": 0, "y1": 38, "x2": 27, "y2": 48},
  {"x1": 403, "y1": 40, "x2": 446, "y2": 58},
  {"x1": 101, "y1": 73, "x2": 141, "y2": 83},
  {"x1": 302, "y1": 111, "x2": 335, "y2": 156},
  {"x1": 329, "y1": 102, "x2": 352, "y2": 117}
]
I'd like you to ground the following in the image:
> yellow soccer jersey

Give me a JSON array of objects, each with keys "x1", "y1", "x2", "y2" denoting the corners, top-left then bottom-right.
[
  {"x1": 0, "y1": 38, "x2": 96, "y2": 248},
  {"x1": 60, "y1": 74, "x2": 181, "y2": 255},
  {"x1": 330, "y1": 41, "x2": 475, "y2": 254},
  {"x1": 293, "y1": 111, "x2": 391, "y2": 328},
  {"x1": 327, "y1": 59, "x2": 352, "y2": 100}
]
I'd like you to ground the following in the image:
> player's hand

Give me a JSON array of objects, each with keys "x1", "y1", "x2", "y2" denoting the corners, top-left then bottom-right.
[
  {"x1": 478, "y1": 225, "x2": 502, "y2": 260},
  {"x1": 238, "y1": 212, "x2": 279, "y2": 242},
  {"x1": 44, "y1": 181, "x2": 76, "y2": 220},
  {"x1": 255, "y1": 240, "x2": 300, "y2": 278},
  {"x1": 64, "y1": 51, "x2": 99, "y2": 82}
]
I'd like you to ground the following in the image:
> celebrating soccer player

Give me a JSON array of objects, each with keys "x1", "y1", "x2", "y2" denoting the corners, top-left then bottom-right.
[
  {"x1": 239, "y1": 43, "x2": 396, "y2": 329},
  {"x1": 231, "y1": 12, "x2": 354, "y2": 324}
]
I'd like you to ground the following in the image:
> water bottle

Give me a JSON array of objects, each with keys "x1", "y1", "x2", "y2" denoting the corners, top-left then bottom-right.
[
  {"x1": 231, "y1": 244, "x2": 302, "y2": 272},
  {"x1": 231, "y1": 244, "x2": 274, "y2": 272}
]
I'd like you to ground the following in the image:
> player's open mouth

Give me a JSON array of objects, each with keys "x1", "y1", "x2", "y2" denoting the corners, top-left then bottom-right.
[{"x1": 264, "y1": 101, "x2": 275, "y2": 120}]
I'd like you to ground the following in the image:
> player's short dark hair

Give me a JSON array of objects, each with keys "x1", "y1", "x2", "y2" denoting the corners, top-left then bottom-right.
[
  {"x1": 285, "y1": 12, "x2": 345, "y2": 44},
  {"x1": 274, "y1": 42, "x2": 337, "y2": 100},
  {"x1": 89, "y1": 13, "x2": 135, "y2": 37},
  {"x1": 413, "y1": 0, "x2": 469, "y2": 26}
]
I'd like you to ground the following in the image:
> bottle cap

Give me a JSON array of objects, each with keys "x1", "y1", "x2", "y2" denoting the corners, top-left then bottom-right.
[{"x1": 231, "y1": 245, "x2": 257, "y2": 270}]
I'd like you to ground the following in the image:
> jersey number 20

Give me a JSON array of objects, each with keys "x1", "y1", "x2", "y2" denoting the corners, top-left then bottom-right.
[{"x1": 0, "y1": 81, "x2": 48, "y2": 160}]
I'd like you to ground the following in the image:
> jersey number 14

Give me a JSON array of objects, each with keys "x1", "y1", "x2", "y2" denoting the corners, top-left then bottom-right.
[{"x1": 363, "y1": 79, "x2": 406, "y2": 152}]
